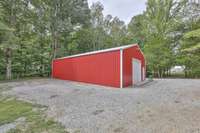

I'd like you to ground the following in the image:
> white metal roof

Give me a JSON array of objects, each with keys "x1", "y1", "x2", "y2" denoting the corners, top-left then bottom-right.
[{"x1": 56, "y1": 44, "x2": 138, "y2": 60}]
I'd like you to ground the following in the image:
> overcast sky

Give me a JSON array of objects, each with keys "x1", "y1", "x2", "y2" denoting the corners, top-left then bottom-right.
[{"x1": 88, "y1": 0, "x2": 147, "y2": 24}]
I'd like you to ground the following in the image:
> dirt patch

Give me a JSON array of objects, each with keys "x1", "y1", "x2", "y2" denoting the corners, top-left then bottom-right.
[
  {"x1": 49, "y1": 95, "x2": 59, "y2": 99},
  {"x1": 113, "y1": 127, "x2": 124, "y2": 133},
  {"x1": 92, "y1": 109, "x2": 104, "y2": 115}
]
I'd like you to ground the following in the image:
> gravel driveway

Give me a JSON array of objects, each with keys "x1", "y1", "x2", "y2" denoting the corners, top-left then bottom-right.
[{"x1": 2, "y1": 78, "x2": 200, "y2": 133}]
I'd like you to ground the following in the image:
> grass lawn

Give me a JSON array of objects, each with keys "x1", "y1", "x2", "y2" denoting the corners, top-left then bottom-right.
[
  {"x1": 0, "y1": 86, "x2": 68, "y2": 133},
  {"x1": 0, "y1": 99, "x2": 33, "y2": 125}
]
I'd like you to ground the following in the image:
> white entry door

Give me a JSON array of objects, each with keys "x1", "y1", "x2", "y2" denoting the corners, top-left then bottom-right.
[{"x1": 132, "y1": 58, "x2": 142, "y2": 84}]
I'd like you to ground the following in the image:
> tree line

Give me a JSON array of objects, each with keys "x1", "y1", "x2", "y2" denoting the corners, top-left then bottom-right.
[{"x1": 0, "y1": 0, "x2": 199, "y2": 80}]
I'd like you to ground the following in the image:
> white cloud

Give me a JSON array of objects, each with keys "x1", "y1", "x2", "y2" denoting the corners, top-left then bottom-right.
[{"x1": 88, "y1": 0, "x2": 147, "y2": 24}]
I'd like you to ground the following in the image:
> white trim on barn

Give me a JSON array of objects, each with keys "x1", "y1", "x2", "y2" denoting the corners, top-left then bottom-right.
[
  {"x1": 120, "y1": 49, "x2": 123, "y2": 88},
  {"x1": 56, "y1": 44, "x2": 138, "y2": 60}
]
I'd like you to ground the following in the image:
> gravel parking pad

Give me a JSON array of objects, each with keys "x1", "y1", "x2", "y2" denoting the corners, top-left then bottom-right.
[{"x1": 2, "y1": 78, "x2": 200, "y2": 133}]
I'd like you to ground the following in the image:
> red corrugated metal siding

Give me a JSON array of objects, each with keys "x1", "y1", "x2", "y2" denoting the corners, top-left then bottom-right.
[
  {"x1": 52, "y1": 50, "x2": 121, "y2": 88},
  {"x1": 123, "y1": 45, "x2": 145, "y2": 87}
]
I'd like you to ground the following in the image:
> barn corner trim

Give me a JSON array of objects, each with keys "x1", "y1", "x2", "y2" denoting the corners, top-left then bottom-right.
[{"x1": 120, "y1": 49, "x2": 123, "y2": 88}]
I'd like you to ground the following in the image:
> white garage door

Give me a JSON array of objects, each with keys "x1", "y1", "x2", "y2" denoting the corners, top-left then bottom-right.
[{"x1": 132, "y1": 58, "x2": 142, "y2": 84}]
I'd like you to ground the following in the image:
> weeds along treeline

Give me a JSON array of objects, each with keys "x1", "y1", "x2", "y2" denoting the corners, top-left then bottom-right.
[{"x1": 0, "y1": 0, "x2": 199, "y2": 80}]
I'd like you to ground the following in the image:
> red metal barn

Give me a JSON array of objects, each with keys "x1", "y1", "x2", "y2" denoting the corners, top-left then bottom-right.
[{"x1": 52, "y1": 44, "x2": 145, "y2": 88}]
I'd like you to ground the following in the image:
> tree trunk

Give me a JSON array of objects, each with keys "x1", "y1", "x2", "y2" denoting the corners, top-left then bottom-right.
[
  {"x1": 5, "y1": 48, "x2": 12, "y2": 80},
  {"x1": 5, "y1": 0, "x2": 15, "y2": 80},
  {"x1": 163, "y1": 68, "x2": 166, "y2": 77},
  {"x1": 184, "y1": 69, "x2": 187, "y2": 78},
  {"x1": 160, "y1": 70, "x2": 163, "y2": 78},
  {"x1": 157, "y1": 70, "x2": 160, "y2": 78},
  {"x1": 167, "y1": 68, "x2": 170, "y2": 76},
  {"x1": 51, "y1": 2, "x2": 58, "y2": 60},
  {"x1": 52, "y1": 31, "x2": 58, "y2": 59}
]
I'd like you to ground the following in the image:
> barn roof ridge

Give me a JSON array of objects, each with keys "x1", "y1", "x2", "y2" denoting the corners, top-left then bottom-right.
[{"x1": 55, "y1": 44, "x2": 138, "y2": 60}]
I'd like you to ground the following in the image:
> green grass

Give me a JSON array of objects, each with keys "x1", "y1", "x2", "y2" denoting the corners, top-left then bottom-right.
[
  {"x1": 0, "y1": 85, "x2": 11, "y2": 94},
  {"x1": 0, "y1": 98, "x2": 68, "y2": 133},
  {"x1": 0, "y1": 99, "x2": 33, "y2": 125}
]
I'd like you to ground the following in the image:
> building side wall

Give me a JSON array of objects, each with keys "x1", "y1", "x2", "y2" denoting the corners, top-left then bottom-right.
[
  {"x1": 52, "y1": 50, "x2": 121, "y2": 88},
  {"x1": 123, "y1": 45, "x2": 145, "y2": 87}
]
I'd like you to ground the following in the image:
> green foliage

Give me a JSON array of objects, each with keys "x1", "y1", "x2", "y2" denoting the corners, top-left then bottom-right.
[
  {"x1": 0, "y1": 22, "x2": 10, "y2": 31},
  {"x1": 0, "y1": 0, "x2": 91, "y2": 79},
  {"x1": 128, "y1": 14, "x2": 145, "y2": 48},
  {"x1": 139, "y1": 0, "x2": 185, "y2": 77},
  {"x1": 66, "y1": 1, "x2": 129, "y2": 54},
  {"x1": 127, "y1": 0, "x2": 200, "y2": 78},
  {"x1": 178, "y1": 18, "x2": 200, "y2": 78},
  {"x1": 183, "y1": 28, "x2": 200, "y2": 39}
]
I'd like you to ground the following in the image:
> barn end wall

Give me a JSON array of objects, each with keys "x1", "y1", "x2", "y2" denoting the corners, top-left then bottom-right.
[
  {"x1": 52, "y1": 50, "x2": 121, "y2": 88},
  {"x1": 122, "y1": 45, "x2": 145, "y2": 87}
]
